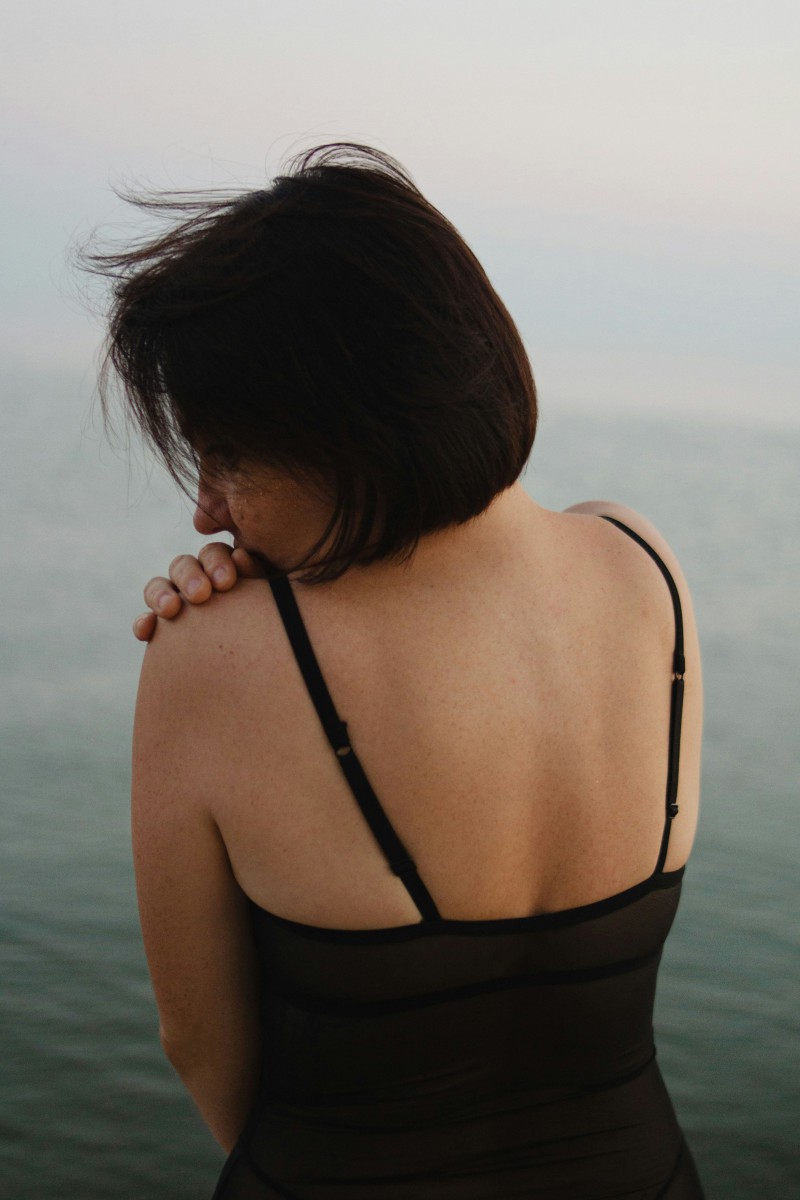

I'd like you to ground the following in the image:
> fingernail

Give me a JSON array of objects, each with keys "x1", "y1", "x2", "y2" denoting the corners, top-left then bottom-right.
[
  {"x1": 212, "y1": 568, "x2": 227, "y2": 585},
  {"x1": 186, "y1": 579, "x2": 202, "y2": 597}
]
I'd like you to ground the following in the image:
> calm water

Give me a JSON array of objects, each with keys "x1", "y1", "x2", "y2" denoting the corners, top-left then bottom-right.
[{"x1": 2, "y1": 373, "x2": 799, "y2": 1197}]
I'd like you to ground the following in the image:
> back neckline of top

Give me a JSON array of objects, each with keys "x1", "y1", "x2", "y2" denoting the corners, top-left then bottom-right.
[{"x1": 247, "y1": 864, "x2": 686, "y2": 941}]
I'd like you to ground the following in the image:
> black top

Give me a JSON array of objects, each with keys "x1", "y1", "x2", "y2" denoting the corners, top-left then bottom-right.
[{"x1": 212, "y1": 516, "x2": 704, "y2": 1199}]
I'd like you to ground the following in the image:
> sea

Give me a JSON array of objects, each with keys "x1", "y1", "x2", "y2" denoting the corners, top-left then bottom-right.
[{"x1": 2, "y1": 370, "x2": 798, "y2": 1198}]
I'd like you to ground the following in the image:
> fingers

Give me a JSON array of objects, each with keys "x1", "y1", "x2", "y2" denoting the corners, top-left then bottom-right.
[
  {"x1": 133, "y1": 612, "x2": 157, "y2": 641},
  {"x1": 142, "y1": 575, "x2": 184, "y2": 615},
  {"x1": 165, "y1": 553, "x2": 212, "y2": 603},
  {"x1": 196, "y1": 542, "x2": 239, "y2": 591},
  {"x1": 135, "y1": 542, "x2": 262, "y2": 640}
]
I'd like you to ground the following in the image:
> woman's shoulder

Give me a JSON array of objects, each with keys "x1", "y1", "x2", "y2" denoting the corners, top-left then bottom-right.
[
  {"x1": 559, "y1": 499, "x2": 694, "y2": 606},
  {"x1": 559, "y1": 499, "x2": 703, "y2": 869},
  {"x1": 138, "y1": 576, "x2": 283, "y2": 705},
  {"x1": 558, "y1": 498, "x2": 702, "y2": 699}
]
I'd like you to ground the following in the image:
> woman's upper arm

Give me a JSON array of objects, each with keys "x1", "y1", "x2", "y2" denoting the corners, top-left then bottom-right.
[
  {"x1": 131, "y1": 617, "x2": 261, "y2": 1063},
  {"x1": 563, "y1": 498, "x2": 704, "y2": 869}
]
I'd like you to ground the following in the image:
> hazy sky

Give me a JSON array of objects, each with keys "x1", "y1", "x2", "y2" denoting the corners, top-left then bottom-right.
[{"x1": 2, "y1": 0, "x2": 798, "y2": 426}]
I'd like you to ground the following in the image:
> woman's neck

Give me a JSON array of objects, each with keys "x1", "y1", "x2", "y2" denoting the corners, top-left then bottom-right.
[{"x1": 295, "y1": 482, "x2": 542, "y2": 599}]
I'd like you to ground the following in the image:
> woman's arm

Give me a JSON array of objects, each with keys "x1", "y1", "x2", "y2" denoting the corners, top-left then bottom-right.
[
  {"x1": 132, "y1": 614, "x2": 263, "y2": 1151},
  {"x1": 562, "y1": 498, "x2": 704, "y2": 872}
]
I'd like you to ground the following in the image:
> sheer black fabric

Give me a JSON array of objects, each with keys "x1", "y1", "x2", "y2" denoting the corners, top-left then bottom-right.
[{"x1": 211, "y1": 516, "x2": 704, "y2": 1199}]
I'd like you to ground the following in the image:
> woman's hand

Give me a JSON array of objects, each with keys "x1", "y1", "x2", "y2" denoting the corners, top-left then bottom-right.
[{"x1": 132, "y1": 543, "x2": 267, "y2": 641}]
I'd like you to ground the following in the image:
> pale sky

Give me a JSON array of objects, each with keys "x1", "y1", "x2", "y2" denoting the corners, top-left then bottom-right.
[{"x1": 2, "y1": 0, "x2": 798, "y2": 426}]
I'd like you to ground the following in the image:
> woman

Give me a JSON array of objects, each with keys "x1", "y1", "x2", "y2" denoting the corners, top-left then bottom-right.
[{"x1": 92, "y1": 143, "x2": 705, "y2": 1197}]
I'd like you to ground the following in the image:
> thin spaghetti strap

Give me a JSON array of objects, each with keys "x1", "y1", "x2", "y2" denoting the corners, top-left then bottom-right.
[
  {"x1": 268, "y1": 574, "x2": 441, "y2": 922},
  {"x1": 599, "y1": 516, "x2": 686, "y2": 874}
]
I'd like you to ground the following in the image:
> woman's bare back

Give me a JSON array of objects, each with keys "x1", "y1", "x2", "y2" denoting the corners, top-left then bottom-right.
[{"x1": 181, "y1": 495, "x2": 702, "y2": 932}]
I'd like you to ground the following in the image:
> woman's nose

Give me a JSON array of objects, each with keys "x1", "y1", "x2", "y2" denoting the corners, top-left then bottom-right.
[{"x1": 193, "y1": 486, "x2": 232, "y2": 536}]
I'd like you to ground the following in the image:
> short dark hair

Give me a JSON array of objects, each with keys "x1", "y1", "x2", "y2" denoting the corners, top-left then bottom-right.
[{"x1": 83, "y1": 142, "x2": 537, "y2": 585}]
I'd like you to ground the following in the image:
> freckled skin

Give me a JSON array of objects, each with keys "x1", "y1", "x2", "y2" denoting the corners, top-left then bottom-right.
[{"x1": 134, "y1": 469, "x2": 703, "y2": 1164}]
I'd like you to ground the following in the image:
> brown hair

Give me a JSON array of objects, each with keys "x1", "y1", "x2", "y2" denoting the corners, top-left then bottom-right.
[{"x1": 82, "y1": 142, "x2": 537, "y2": 584}]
